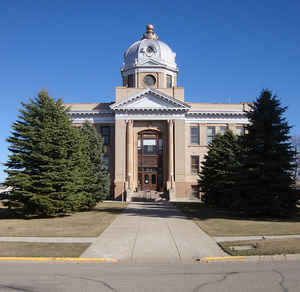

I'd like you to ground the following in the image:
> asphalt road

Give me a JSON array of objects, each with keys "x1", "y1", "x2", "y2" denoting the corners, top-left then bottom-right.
[{"x1": 0, "y1": 260, "x2": 300, "y2": 291}]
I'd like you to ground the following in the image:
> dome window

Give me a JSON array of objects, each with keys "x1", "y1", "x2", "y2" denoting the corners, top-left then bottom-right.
[
  {"x1": 166, "y1": 74, "x2": 172, "y2": 88},
  {"x1": 144, "y1": 74, "x2": 156, "y2": 87},
  {"x1": 127, "y1": 74, "x2": 135, "y2": 88}
]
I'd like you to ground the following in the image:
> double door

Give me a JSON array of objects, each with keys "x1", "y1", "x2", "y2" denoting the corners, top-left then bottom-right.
[{"x1": 139, "y1": 168, "x2": 159, "y2": 191}]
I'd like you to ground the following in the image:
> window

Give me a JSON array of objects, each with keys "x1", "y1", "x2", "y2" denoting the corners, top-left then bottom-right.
[
  {"x1": 166, "y1": 74, "x2": 172, "y2": 88},
  {"x1": 151, "y1": 174, "x2": 156, "y2": 184},
  {"x1": 190, "y1": 185, "x2": 200, "y2": 199},
  {"x1": 191, "y1": 155, "x2": 199, "y2": 174},
  {"x1": 158, "y1": 139, "x2": 163, "y2": 153},
  {"x1": 101, "y1": 126, "x2": 110, "y2": 145},
  {"x1": 127, "y1": 74, "x2": 135, "y2": 87},
  {"x1": 235, "y1": 126, "x2": 244, "y2": 136},
  {"x1": 144, "y1": 174, "x2": 149, "y2": 184},
  {"x1": 190, "y1": 126, "x2": 200, "y2": 144},
  {"x1": 143, "y1": 139, "x2": 156, "y2": 154},
  {"x1": 207, "y1": 126, "x2": 216, "y2": 144},
  {"x1": 146, "y1": 46, "x2": 155, "y2": 55},
  {"x1": 103, "y1": 155, "x2": 110, "y2": 168},
  {"x1": 144, "y1": 74, "x2": 156, "y2": 86},
  {"x1": 219, "y1": 126, "x2": 228, "y2": 135},
  {"x1": 138, "y1": 137, "x2": 142, "y2": 154}
]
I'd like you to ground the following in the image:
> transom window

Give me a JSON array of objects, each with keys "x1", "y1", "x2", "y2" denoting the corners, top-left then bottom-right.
[
  {"x1": 138, "y1": 131, "x2": 162, "y2": 155},
  {"x1": 143, "y1": 139, "x2": 156, "y2": 154}
]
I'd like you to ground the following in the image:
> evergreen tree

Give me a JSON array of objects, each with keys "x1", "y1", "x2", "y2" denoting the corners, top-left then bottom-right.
[
  {"x1": 237, "y1": 90, "x2": 296, "y2": 217},
  {"x1": 5, "y1": 89, "x2": 81, "y2": 217},
  {"x1": 78, "y1": 122, "x2": 110, "y2": 207},
  {"x1": 200, "y1": 130, "x2": 242, "y2": 208},
  {"x1": 291, "y1": 135, "x2": 300, "y2": 183}
]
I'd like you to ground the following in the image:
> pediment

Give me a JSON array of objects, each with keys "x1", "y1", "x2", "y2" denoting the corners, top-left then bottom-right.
[
  {"x1": 139, "y1": 60, "x2": 163, "y2": 67},
  {"x1": 110, "y1": 89, "x2": 190, "y2": 111}
]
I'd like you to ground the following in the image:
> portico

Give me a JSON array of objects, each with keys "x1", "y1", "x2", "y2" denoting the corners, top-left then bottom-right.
[{"x1": 111, "y1": 88, "x2": 190, "y2": 200}]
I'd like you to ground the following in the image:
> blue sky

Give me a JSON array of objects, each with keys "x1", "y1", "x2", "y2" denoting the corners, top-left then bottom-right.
[{"x1": 1, "y1": 0, "x2": 300, "y2": 181}]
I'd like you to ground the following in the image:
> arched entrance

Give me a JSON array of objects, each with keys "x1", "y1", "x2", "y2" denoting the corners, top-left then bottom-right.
[{"x1": 137, "y1": 130, "x2": 163, "y2": 191}]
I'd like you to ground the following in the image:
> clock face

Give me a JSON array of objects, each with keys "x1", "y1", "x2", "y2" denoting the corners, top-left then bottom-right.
[
  {"x1": 145, "y1": 46, "x2": 155, "y2": 57},
  {"x1": 144, "y1": 74, "x2": 156, "y2": 86}
]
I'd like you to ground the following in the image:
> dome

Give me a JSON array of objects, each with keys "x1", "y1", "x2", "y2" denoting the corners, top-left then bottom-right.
[{"x1": 122, "y1": 25, "x2": 177, "y2": 72}]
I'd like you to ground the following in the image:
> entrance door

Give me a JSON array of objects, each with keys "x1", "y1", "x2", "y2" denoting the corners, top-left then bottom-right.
[
  {"x1": 141, "y1": 168, "x2": 158, "y2": 191},
  {"x1": 138, "y1": 130, "x2": 163, "y2": 191}
]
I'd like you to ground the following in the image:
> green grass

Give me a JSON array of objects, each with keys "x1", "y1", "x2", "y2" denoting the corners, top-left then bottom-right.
[
  {"x1": 0, "y1": 201, "x2": 126, "y2": 237},
  {"x1": 0, "y1": 242, "x2": 90, "y2": 257},
  {"x1": 174, "y1": 202, "x2": 300, "y2": 237},
  {"x1": 220, "y1": 238, "x2": 300, "y2": 256}
]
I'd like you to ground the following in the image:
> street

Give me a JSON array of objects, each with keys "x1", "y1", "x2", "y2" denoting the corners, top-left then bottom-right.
[{"x1": 0, "y1": 260, "x2": 300, "y2": 291}]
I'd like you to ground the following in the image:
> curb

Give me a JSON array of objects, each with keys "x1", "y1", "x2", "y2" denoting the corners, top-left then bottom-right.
[
  {"x1": 0, "y1": 257, "x2": 118, "y2": 263},
  {"x1": 199, "y1": 254, "x2": 300, "y2": 263},
  {"x1": 200, "y1": 256, "x2": 245, "y2": 262}
]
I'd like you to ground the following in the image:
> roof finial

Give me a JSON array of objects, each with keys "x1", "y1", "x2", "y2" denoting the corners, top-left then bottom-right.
[
  {"x1": 141, "y1": 24, "x2": 158, "y2": 40},
  {"x1": 39, "y1": 88, "x2": 48, "y2": 96}
]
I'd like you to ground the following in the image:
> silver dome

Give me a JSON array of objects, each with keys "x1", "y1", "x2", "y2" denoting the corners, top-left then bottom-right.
[{"x1": 122, "y1": 36, "x2": 177, "y2": 72}]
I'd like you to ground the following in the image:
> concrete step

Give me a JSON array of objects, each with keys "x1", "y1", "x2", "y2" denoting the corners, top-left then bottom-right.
[{"x1": 127, "y1": 191, "x2": 166, "y2": 202}]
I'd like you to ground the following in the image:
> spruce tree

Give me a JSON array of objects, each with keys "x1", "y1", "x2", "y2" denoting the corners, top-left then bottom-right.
[
  {"x1": 5, "y1": 89, "x2": 80, "y2": 217},
  {"x1": 200, "y1": 130, "x2": 242, "y2": 208},
  {"x1": 291, "y1": 135, "x2": 300, "y2": 183},
  {"x1": 79, "y1": 122, "x2": 110, "y2": 205},
  {"x1": 237, "y1": 90, "x2": 296, "y2": 217}
]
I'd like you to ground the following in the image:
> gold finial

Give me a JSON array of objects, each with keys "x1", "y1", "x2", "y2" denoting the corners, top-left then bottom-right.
[
  {"x1": 142, "y1": 24, "x2": 158, "y2": 40},
  {"x1": 39, "y1": 88, "x2": 48, "y2": 96},
  {"x1": 146, "y1": 24, "x2": 154, "y2": 32}
]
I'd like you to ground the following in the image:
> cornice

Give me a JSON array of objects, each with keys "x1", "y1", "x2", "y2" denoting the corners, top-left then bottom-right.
[
  {"x1": 68, "y1": 109, "x2": 247, "y2": 117},
  {"x1": 68, "y1": 110, "x2": 113, "y2": 115},
  {"x1": 187, "y1": 110, "x2": 246, "y2": 117}
]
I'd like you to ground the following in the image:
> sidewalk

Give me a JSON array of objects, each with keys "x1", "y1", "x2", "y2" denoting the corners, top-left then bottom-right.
[
  {"x1": 0, "y1": 237, "x2": 96, "y2": 243},
  {"x1": 214, "y1": 234, "x2": 300, "y2": 242},
  {"x1": 80, "y1": 201, "x2": 226, "y2": 263}
]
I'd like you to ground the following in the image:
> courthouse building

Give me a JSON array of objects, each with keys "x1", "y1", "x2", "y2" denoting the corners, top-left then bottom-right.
[{"x1": 67, "y1": 25, "x2": 249, "y2": 201}]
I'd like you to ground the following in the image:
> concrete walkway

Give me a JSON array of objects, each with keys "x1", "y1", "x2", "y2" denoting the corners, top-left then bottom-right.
[{"x1": 80, "y1": 201, "x2": 226, "y2": 263}]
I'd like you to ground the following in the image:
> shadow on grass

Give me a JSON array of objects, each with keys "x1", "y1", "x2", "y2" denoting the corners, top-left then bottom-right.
[
  {"x1": 92, "y1": 201, "x2": 300, "y2": 222},
  {"x1": 0, "y1": 201, "x2": 126, "y2": 220},
  {"x1": 173, "y1": 202, "x2": 300, "y2": 223},
  {"x1": 1, "y1": 198, "x2": 299, "y2": 223}
]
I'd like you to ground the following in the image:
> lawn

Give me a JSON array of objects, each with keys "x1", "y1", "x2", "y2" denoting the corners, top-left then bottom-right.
[
  {"x1": 0, "y1": 242, "x2": 90, "y2": 257},
  {"x1": 173, "y1": 202, "x2": 300, "y2": 237},
  {"x1": 0, "y1": 201, "x2": 126, "y2": 237},
  {"x1": 220, "y1": 238, "x2": 300, "y2": 256}
]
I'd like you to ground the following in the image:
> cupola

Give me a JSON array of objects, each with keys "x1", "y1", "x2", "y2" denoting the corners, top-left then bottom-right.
[{"x1": 121, "y1": 25, "x2": 178, "y2": 89}]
